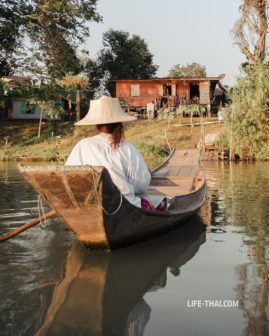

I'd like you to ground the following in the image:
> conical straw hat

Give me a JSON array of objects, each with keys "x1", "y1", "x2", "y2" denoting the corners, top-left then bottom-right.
[{"x1": 75, "y1": 96, "x2": 136, "y2": 126}]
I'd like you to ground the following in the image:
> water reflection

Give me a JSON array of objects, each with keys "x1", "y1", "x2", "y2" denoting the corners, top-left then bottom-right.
[
  {"x1": 35, "y1": 219, "x2": 206, "y2": 336},
  {"x1": 203, "y1": 161, "x2": 269, "y2": 336},
  {"x1": 3, "y1": 161, "x2": 269, "y2": 335},
  {"x1": 0, "y1": 162, "x2": 73, "y2": 336}
]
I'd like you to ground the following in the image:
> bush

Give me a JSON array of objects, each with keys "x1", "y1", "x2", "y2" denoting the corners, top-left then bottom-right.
[
  {"x1": 223, "y1": 63, "x2": 269, "y2": 159},
  {"x1": 133, "y1": 139, "x2": 168, "y2": 158}
]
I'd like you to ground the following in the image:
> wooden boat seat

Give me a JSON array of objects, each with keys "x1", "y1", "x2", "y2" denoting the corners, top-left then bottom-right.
[
  {"x1": 143, "y1": 176, "x2": 196, "y2": 196},
  {"x1": 142, "y1": 186, "x2": 191, "y2": 197},
  {"x1": 152, "y1": 165, "x2": 199, "y2": 178},
  {"x1": 150, "y1": 176, "x2": 193, "y2": 186}
]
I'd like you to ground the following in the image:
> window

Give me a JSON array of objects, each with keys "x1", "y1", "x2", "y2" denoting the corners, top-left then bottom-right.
[
  {"x1": 22, "y1": 101, "x2": 36, "y2": 114},
  {"x1": 163, "y1": 84, "x2": 172, "y2": 96},
  {"x1": 131, "y1": 84, "x2": 140, "y2": 96}
]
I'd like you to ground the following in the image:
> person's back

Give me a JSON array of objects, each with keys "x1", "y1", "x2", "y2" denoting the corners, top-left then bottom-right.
[{"x1": 66, "y1": 96, "x2": 151, "y2": 208}]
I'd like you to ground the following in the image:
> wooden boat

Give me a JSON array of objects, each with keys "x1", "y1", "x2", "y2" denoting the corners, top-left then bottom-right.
[
  {"x1": 35, "y1": 220, "x2": 206, "y2": 335},
  {"x1": 18, "y1": 148, "x2": 207, "y2": 250}
]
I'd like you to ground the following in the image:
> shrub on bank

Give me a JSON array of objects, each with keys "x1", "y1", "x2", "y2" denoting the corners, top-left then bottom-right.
[{"x1": 222, "y1": 63, "x2": 269, "y2": 160}]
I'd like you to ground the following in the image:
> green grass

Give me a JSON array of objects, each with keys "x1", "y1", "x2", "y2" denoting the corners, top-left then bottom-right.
[
  {"x1": 0, "y1": 118, "x2": 220, "y2": 168},
  {"x1": 133, "y1": 139, "x2": 168, "y2": 157}
]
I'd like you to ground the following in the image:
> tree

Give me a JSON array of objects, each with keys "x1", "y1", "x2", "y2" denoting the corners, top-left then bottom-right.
[
  {"x1": 86, "y1": 29, "x2": 158, "y2": 95},
  {"x1": 225, "y1": 0, "x2": 269, "y2": 160},
  {"x1": 223, "y1": 62, "x2": 269, "y2": 159},
  {"x1": 167, "y1": 62, "x2": 207, "y2": 78},
  {"x1": 231, "y1": 0, "x2": 269, "y2": 64},
  {"x1": 0, "y1": 80, "x2": 8, "y2": 111},
  {"x1": 61, "y1": 73, "x2": 89, "y2": 121},
  {"x1": 0, "y1": 1, "x2": 26, "y2": 76},
  {"x1": 93, "y1": 70, "x2": 111, "y2": 99},
  {"x1": 0, "y1": 0, "x2": 101, "y2": 79},
  {"x1": 25, "y1": 0, "x2": 101, "y2": 79}
]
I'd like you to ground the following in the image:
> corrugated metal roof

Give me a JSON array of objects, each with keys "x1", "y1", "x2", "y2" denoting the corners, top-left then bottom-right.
[{"x1": 115, "y1": 77, "x2": 219, "y2": 81}]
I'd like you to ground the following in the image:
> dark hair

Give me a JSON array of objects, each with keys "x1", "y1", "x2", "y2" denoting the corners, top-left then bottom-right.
[{"x1": 97, "y1": 122, "x2": 124, "y2": 149}]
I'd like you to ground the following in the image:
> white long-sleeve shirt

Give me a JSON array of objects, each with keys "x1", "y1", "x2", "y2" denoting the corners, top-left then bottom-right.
[{"x1": 65, "y1": 133, "x2": 151, "y2": 207}]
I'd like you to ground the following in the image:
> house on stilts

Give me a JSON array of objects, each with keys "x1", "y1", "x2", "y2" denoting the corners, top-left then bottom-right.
[{"x1": 115, "y1": 77, "x2": 223, "y2": 116}]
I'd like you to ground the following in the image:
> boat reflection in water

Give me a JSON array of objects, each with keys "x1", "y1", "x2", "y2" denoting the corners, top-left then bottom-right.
[{"x1": 36, "y1": 218, "x2": 206, "y2": 336}]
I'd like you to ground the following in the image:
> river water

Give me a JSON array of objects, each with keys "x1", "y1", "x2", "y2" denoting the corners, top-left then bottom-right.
[{"x1": 1, "y1": 161, "x2": 269, "y2": 336}]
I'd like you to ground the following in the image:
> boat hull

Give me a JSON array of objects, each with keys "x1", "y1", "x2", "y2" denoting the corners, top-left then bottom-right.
[
  {"x1": 18, "y1": 148, "x2": 207, "y2": 250},
  {"x1": 102, "y1": 180, "x2": 207, "y2": 249}
]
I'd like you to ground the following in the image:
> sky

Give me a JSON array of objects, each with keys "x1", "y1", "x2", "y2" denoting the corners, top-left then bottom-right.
[{"x1": 85, "y1": 0, "x2": 245, "y2": 86}]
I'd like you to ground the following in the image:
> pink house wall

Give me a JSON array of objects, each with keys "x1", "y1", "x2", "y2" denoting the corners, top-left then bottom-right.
[{"x1": 116, "y1": 80, "x2": 191, "y2": 107}]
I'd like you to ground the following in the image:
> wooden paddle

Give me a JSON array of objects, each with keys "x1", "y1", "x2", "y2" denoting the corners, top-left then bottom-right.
[{"x1": 0, "y1": 210, "x2": 56, "y2": 243}]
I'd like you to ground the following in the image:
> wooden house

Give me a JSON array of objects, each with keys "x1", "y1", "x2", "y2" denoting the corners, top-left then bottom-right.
[{"x1": 116, "y1": 77, "x2": 220, "y2": 114}]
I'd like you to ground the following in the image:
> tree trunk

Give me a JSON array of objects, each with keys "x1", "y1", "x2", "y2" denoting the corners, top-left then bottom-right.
[
  {"x1": 232, "y1": 0, "x2": 268, "y2": 64},
  {"x1": 38, "y1": 107, "x2": 43, "y2": 139},
  {"x1": 253, "y1": 1, "x2": 268, "y2": 62},
  {"x1": 76, "y1": 89, "x2": 81, "y2": 122}
]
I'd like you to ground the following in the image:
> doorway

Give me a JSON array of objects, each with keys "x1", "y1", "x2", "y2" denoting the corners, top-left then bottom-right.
[{"x1": 190, "y1": 83, "x2": 200, "y2": 100}]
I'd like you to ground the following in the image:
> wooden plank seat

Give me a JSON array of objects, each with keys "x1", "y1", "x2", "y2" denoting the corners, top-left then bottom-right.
[
  {"x1": 150, "y1": 176, "x2": 194, "y2": 187},
  {"x1": 152, "y1": 165, "x2": 199, "y2": 178},
  {"x1": 141, "y1": 186, "x2": 191, "y2": 197},
  {"x1": 145, "y1": 177, "x2": 196, "y2": 197}
]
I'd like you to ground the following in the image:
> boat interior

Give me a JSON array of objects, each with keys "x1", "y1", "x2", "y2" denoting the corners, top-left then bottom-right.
[{"x1": 143, "y1": 149, "x2": 204, "y2": 197}]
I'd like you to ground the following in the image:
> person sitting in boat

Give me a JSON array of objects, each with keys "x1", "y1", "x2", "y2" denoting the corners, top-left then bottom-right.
[{"x1": 65, "y1": 95, "x2": 152, "y2": 208}]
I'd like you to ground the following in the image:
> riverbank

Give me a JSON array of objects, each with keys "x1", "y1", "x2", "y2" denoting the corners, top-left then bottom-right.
[{"x1": 0, "y1": 118, "x2": 220, "y2": 168}]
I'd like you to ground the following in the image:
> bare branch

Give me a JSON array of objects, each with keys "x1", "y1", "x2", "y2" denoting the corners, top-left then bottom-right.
[{"x1": 231, "y1": 0, "x2": 268, "y2": 64}]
